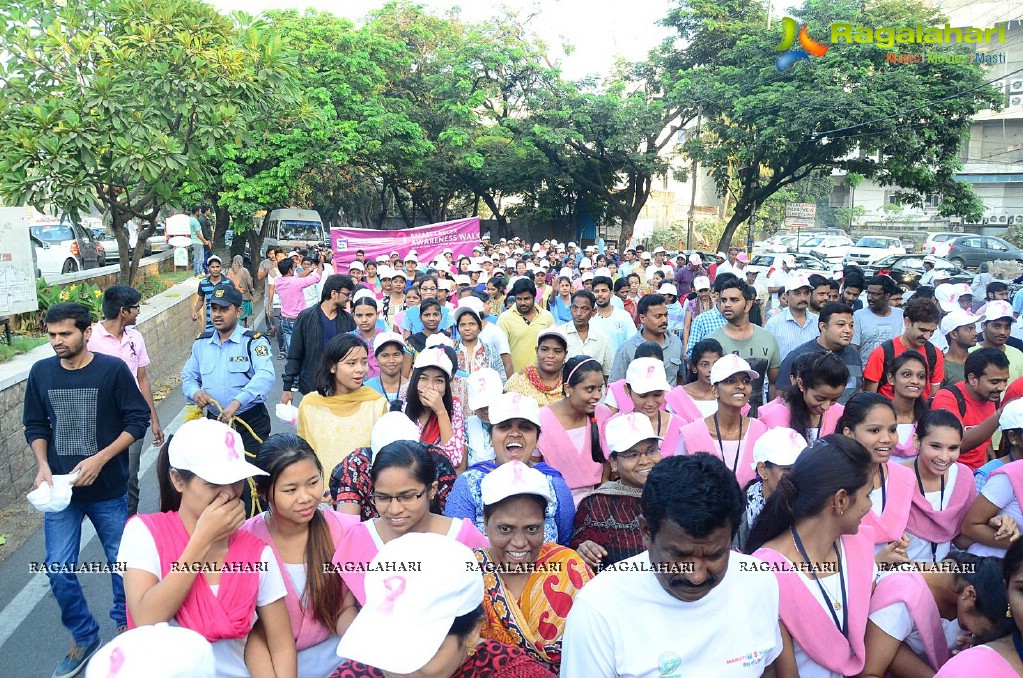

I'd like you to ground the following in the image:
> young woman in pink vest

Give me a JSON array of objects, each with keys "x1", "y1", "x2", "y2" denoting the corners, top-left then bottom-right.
[
  {"x1": 838, "y1": 392, "x2": 915, "y2": 564},
  {"x1": 665, "y1": 338, "x2": 723, "y2": 422},
  {"x1": 678, "y1": 354, "x2": 767, "y2": 487},
  {"x1": 888, "y1": 350, "x2": 930, "y2": 461},
  {"x1": 605, "y1": 357, "x2": 685, "y2": 456},
  {"x1": 538, "y1": 356, "x2": 612, "y2": 505},
  {"x1": 863, "y1": 553, "x2": 1011, "y2": 677},
  {"x1": 333, "y1": 440, "x2": 488, "y2": 605},
  {"x1": 904, "y1": 410, "x2": 978, "y2": 563},
  {"x1": 242, "y1": 434, "x2": 361, "y2": 678},
  {"x1": 758, "y1": 352, "x2": 848, "y2": 442},
  {"x1": 934, "y1": 540, "x2": 1023, "y2": 676},
  {"x1": 747, "y1": 434, "x2": 877, "y2": 677},
  {"x1": 961, "y1": 457, "x2": 1023, "y2": 558},
  {"x1": 118, "y1": 419, "x2": 296, "y2": 678},
  {"x1": 604, "y1": 340, "x2": 663, "y2": 414}
]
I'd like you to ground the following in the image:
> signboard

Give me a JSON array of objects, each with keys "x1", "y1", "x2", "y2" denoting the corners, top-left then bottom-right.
[
  {"x1": 785, "y1": 203, "x2": 817, "y2": 219},
  {"x1": 0, "y1": 207, "x2": 41, "y2": 315},
  {"x1": 330, "y1": 217, "x2": 480, "y2": 272}
]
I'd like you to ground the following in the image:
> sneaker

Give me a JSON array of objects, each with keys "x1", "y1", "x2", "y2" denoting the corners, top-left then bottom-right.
[
  {"x1": 276, "y1": 352, "x2": 286, "y2": 360},
  {"x1": 52, "y1": 639, "x2": 100, "y2": 678}
]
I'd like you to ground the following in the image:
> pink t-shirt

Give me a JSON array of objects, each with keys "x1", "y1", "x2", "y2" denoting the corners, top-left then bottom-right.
[
  {"x1": 87, "y1": 322, "x2": 150, "y2": 387},
  {"x1": 272, "y1": 271, "x2": 321, "y2": 319}
]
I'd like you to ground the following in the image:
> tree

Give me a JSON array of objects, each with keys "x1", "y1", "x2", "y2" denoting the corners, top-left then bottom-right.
[
  {"x1": 667, "y1": 0, "x2": 1001, "y2": 251},
  {"x1": 0, "y1": 0, "x2": 294, "y2": 284}
]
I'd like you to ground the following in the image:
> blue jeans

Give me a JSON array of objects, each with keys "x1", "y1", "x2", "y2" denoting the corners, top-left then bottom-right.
[
  {"x1": 280, "y1": 317, "x2": 296, "y2": 353},
  {"x1": 192, "y1": 243, "x2": 204, "y2": 276},
  {"x1": 269, "y1": 308, "x2": 286, "y2": 352},
  {"x1": 44, "y1": 494, "x2": 128, "y2": 645}
]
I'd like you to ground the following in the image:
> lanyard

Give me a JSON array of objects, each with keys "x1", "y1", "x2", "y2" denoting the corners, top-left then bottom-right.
[
  {"x1": 914, "y1": 459, "x2": 946, "y2": 562},
  {"x1": 382, "y1": 375, "x2": 403, "y2": 403},
  {"x1": 713, "y1": 412, "x2": 745, "y2": 474},
  {"x1": 655, "y1": 411, "x2": 663, "y2": 437},
  {"x1": 790, "y1": 527, "x2": 848, "y2": 636},
  {"x1": 878, "y1": 463, "x2": 887, "y2": 513}
]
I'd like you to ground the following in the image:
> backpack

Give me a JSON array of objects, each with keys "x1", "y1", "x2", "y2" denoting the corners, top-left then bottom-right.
[
  {"x1": 878, "y1": 339, "x2": 937, "y2": 391},
  {"x1": 933, "y1": 383, "x2": 968, "y2": 418}
]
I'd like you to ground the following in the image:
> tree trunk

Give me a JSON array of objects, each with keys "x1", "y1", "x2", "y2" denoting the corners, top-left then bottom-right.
[
  {"x1": 213, "y1": 203, "x2": 230, "y2": 251},
  {"x1": 717, "y1": 204, "x2": 754, "y2": 253},
  {"x1": 110, "y1": 207, "x2": 132, "y2": 285}
]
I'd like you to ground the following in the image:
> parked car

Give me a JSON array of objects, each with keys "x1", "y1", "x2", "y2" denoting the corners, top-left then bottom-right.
[
  {"x1": 90, "y1": 228, "x2": 118, "y2": 265},
  {"x1": 805, "y1": 235, "x2": 854, "y2": 266},
  {"x1": 861, "y1": 254, "x2": 971, "y2": 290},
  {"x1": 29, "y1": 222, "x2": 101, "y2": 275},
  {"x1": 844, "y1": 236, "x2": 906, "y2": 267},
  {"x1": 922, "y1": 232, "x2": 961, "y2": 256},
  {"x1": 747, "y1": 252, "x2": 839, "y2": 279},
  {"x1": 941, "y1": 235, "x2": 1023, "y2": 270}
]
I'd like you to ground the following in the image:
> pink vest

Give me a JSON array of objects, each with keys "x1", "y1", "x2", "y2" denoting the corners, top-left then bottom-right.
[
  {"x1": 678, "y1": 417, "x2": 767, "y2": 487},
  {"x1": 127, "y1": 512, "x2": 266, "y2": 642},
  {"x1": 905, "y1": 463, "x2": 976, "y2": 543},
  {"x1": 869, "y1": 572, "x2": 949, "y2": 670},
  {"x1": 664, "y1": 387, "x2": 751, "y2": 424},
  {"x1": 990, "y1": 459, "x2": 1023, "y2": 502},
  {"x1": 242, "y1": 510, "x2": 359, "y2": 650},
  {"x1": 757, "y1": 399, "x2": 844, "y2": 437},
  {"x1": 933, "y1": 645, "x2": 1018, "y2": 676},
  {"x1": 603, "y1": 412, "x2": 684, "y2": 458},
  {"x1": 861, "y1": 461, "x2": 915, "y2": 544},
  {"x1": 608, "y1": 380, "x2": 634, "y2": 413},
  {"x1": 334, "y1": 518, "x2": 489, "y2": 605},
  {"x1": 538, "y1": 404, "x2": 612, "y2": 490},
  {"x1": 893, "y1": 422, "x2": 918, "y2": 458},
  {"x1": 753, "y1": 527, "x2": 875, "y2": 676}
]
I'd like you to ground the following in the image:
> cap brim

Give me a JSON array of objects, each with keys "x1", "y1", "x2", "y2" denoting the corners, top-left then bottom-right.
[
  {"x1": 713, "y1": 368, "x2": 760, "y2": 384},
  {"x1": 192, "y1": 460, "x2": 268, "y2": 485},
  {"x1": 608, "y1": 435, "x2": 664, "y2": 457},
  {"x1": 338, "y1": 609, "x2": 448, "y2": 673},
  {"x1": 208, "y1": 299, "x2": 236, "y2": 307}
]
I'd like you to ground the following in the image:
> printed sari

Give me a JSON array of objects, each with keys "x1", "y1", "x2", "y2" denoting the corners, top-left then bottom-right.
[{"x1": 474, "y1": 543, "x2": 593, "y2": 672}]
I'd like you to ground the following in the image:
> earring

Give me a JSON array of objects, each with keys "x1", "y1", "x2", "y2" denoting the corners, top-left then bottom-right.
[{"x1": 1008, "y1": 605, "x2": 1013, "y2": 619}]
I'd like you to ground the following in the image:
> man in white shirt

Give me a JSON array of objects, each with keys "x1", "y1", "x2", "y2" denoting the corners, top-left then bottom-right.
[
  {"x1": 561, "y1": 454, "x2": 784, "y2": 677},
  {"x1": 766, "y1": 254, "x2": 795, "y2": 312},
  {"x1": 561, "y1": 289, "x2": 614, "y2": 377},
  {"x1": 590, "y1": 275, "x2": 638, "y2": 347},
  {"x1": 764, "y1": 273, "x2": 819, "y2": 356}
]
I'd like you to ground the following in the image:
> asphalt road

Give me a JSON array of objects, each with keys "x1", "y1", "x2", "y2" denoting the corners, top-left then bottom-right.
[{"x1": 0, "y1": 308, "x2": 296, "y2": 677}]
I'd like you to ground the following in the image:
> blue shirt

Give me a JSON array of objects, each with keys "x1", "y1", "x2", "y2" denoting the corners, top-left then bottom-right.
[
  {"x1": 196, "y1": 276, "x2": 235, "y2": 331},
  {"x1": 763, "y1": 308, "x2": 820, "y2": 356},
  {"x1": 686, "y1": 307, "x2": 726, "y2": 358},
  {"x1": 181, "y1": 324, "x2": 276, "y2": 414},
  {"x1": 401, "y1": 304, "x2": 454, "y2": 334},
  {"x1": 975, "y1": 458, "x2": 1008, "y2": 492},
  {"x1": 320, "y1": 309, "x2": 338, "y2": 347}
]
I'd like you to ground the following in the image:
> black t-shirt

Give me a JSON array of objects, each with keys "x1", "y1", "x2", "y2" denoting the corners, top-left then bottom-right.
[{"x1": 198, "y1": 214, "x2": 213, "y2": 240}]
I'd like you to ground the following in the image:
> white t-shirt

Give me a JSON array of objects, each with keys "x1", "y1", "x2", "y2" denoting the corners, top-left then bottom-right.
[
  {"x1": 118, "y1": 518, "x2": 287, "y2": 678},
  {"x1": 897, "y1": 424, "x2": 916, "y2": 462},
  {"x1": 906, "y1": 464, "x2": 958, "y2": 562},
  {"x1": 479, "y1": 322, "x2": 511, "y2": 357},
  {"x1": 268, "y1": 268, "x2": 282, "y2": 309},
  {"x1": 967, "y1": 474, "x2": 1022, "y2": 557},
  {"x1": 560, "y1": 551, "x2": 783, "y2": 677},
  {"x1": 869, "y1": 572, "x2": 961, "y2": 665}
]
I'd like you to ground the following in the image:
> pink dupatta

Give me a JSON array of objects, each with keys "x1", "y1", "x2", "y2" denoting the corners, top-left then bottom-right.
[
  {"x1": 861, "y1": 461, "x2": 915, "y2": 544},
  {"x1": 753, "y1": 527, "x2": 875, "y2": 676},
  {"x1": 905, "y1": 462, "x2": 976, "y2": 543},
  {"x1": 607, "y1": 380, "x2": 633, "y2": 413},
  {"x1": 127, "y1": 512, "x2": 266, "y2": 642},
  {"x1": 989, "y1": 459, "x2": 1023, "y2": 504},
  {"x1": 757, "y1": 399, "x2": 844, "y2": 437},
  {"x1": 933, "y1": 645, "x2": 1018, "y2": 676},
  {"x1": 679, "y1": 417, "x2": 767, "y2": 487},
  {"x1": 664, "y1": 387, "x2": 750, "y2": 424},
  {"x1": 241, "y1": 510, "x2": 359, "y2": 650},
  {"x1": 538, "y1": 404, "x2": 612, "y2": 490},
  {"x1": 869, "y1": 572, "x2": 949, "y2": 670}
]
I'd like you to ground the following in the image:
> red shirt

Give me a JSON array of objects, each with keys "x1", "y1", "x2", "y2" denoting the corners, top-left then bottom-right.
[
  {"x1": 1004, "y1": 375, "x2": 1023, "y2": 406},
  {"x1": 930, "y1": 383, "x2": 994, "y2": 469},
  {"x1": 863, "y1": 335, "x2": 944, "y2": 400}
]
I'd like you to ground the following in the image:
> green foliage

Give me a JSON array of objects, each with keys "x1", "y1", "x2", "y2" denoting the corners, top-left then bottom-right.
[
  {"x1": 35, "y1": 279, "x2": 104, "y2": 322},
  {"x1": 0, "y1": 337, "x2": 49, "y2": 365}
]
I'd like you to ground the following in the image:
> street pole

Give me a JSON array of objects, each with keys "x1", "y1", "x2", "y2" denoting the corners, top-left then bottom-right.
[{"x1": 686, "y1": 107, "x2": 702, "y2": 250}]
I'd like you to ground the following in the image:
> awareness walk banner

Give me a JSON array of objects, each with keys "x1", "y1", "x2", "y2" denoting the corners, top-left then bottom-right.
[{"x1": 330, "y1": 217, "x2": 481, "y2": 273}]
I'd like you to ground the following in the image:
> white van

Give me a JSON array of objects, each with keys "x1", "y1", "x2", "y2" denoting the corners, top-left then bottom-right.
[{"x1": 261, "y1": 208, "x2": 325, "y2": 251}]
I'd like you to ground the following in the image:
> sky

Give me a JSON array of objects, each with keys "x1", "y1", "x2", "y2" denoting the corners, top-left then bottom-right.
[{"x1": 208, "y1": 0, "x2": 678, "y2": 80}]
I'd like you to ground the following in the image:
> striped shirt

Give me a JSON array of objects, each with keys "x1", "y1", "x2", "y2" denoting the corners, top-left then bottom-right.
[
  {"x1": 764, "y1": 308, "x2": 820, "y2": 356},
  {"x1": 685, "y1": 307, "x2": 726, "y2": 358}
]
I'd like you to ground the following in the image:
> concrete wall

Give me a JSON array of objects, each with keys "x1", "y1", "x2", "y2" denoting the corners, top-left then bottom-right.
[
  {"x1": 41, "y1": 250, "x2": 176, "y2": 288},
  {"x1": 0, "y1": 276, "x2": 198, "y2": 509}
]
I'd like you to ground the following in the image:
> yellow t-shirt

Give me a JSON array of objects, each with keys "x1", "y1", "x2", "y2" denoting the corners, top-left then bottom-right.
[{"x1": 297, "y1": 390, "x2": 388, "y2": 473}]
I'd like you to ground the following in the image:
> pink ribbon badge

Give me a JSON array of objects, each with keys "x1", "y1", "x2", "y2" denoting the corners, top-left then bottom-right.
[
  {"x1": 224, "y1": 431, "x2": 240, "y2": 461},
  {"x1": 378, "y1": 576, "x2": 407, "y2": 615},
  {"x1": 511, "y1": 460, "x2": 526, "y2": 484},
  {"x1": 107, "y1": 647, "x2": 125, "y2": 677}
]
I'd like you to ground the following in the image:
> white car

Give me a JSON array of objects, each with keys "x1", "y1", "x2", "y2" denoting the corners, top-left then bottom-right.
[
  {"x1": 30, "y1": 222, "x2": 102, "y2": 276},
  {"x1": 922, "y1": 232, "x2": 961, "y2": 257},
  {"x1": 804, "y1": 235, "x2": 853, "y2": 266},
  {"x1": 843, "y1": 236, "x2": 906, "y2": 267},
  {"x1": 746, "y1": 253, "x2": 840, "y2": 280}
]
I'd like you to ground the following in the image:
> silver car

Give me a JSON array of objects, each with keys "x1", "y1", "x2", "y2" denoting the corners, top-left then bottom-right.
[{"x1": 30, "y1": 222, "x2": 101, "y2": 275}]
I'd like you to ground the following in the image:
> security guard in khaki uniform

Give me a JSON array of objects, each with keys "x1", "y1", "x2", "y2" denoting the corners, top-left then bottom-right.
[{"x1": 182, "y1": 283, "x2": 275, "y2": 514}]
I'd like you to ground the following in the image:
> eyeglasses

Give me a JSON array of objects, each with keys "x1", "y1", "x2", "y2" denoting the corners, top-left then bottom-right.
[
  {"x1": 370, "y1": 487, "x2": 429, "y2": 507},
  {"x1": 616, "y1": 447, "x2": 660, "y2": 461}
]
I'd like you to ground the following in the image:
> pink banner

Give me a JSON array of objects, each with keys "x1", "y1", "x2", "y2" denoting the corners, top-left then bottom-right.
[{"x1": 330, "y1": 217, "x2": 480, "y2": 274}]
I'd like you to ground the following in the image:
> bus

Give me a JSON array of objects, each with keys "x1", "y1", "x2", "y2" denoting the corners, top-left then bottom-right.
[{"x1": 261, "y1": 208, "x2": 325, "y2": 251}]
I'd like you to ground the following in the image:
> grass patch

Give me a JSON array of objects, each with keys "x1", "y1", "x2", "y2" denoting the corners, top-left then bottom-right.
[
  {"x1": 138, "y1": 270, "x2": 195, "y2": 301},
  {"x1": 0, "y1": 336, "x2": 49, "y2": 363}
]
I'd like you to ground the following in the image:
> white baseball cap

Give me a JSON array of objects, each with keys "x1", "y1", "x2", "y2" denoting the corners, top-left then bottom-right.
[
  {"x1": 558, "y1": 267, "x2": 574, "y2": 279},
  {"x1": 751, "y1": 427, "x2": 807, "y2": 470},
  {"x1": 657, "y1": 283, "x2": 678, "y2": 297},
  {"x1": 443, "y1": 247, "x2": 453, "y2": 254},
  {"x1": 580, "y1": 257, "x2": 593, "y2": 269},
  {"x1": 604, "y1": 412, "x2": 663, "y2": 457},
  {"x1": 940, "y1": 308, "x2": 984, "y2": 336},
  {"x1": 784, "y1": 273, "x2": 812, "y2": 292},
  {"x1": 488, "y1": 392, "x2": 541, "y2": 428},
  {"x1": 453, "y1": 303, "x2": 482, "y2": 325},
  {"x1": 956, "y1": 283, "x2": 973, "y2": 297},
  {"x1": 437, "y1": 278, "x2": 453, "y2": 291},
  {"x1": 688, "y1": 253, "x2": 702, "y2": 265},
  {"x1": 455, "y1": 295, "x2": 485, "y2": 316},
  {"x1": 409, "y1": 249, "x2": 419, "y2": 256},
  {"x1": 924, "y1": 254, "x2": 937, "y2": 264},
  {"x1": 568, "y1": 241, "x2": 577, "y2": 248},
  {"x1": 403, "y1": 253, "x2": 418, "y2": 262},
  {"x1": 352, "y1": 288, "x2": 376, "y2": 304},
  {"x1": 454, "y1": 274, "x2": 471, "y2": 286},
  {"x1": 935, "y1": 283, "x2": 959, "y2": 313},
  {"x1": 424, "y1": 333, "x2": 455, "y2": 350},
  {"x1": 337, "y1": 534, "x2": 484, "y2": 673},
  {"x1": 536, "y1": 326, "x2": 568, "y2": 349},
  {"x1": 389, "y1": 250, "x2": 400, "y2": 257},
  {"x1": 593, "y1": 267, "x2": 611, "y2": 277},
  {"x1": 412, "y1": 346, "x2": 452, "y2": 376},
  {"x1": 169, "y1": 419, "x2": 268, "y2": 485},
  {"x1": 932, "y1": 269, "x2": 951, "y2": 282},
  {"x1": 377, "y1": 266, "x2": 394, "y2": 279},
  {"x1": 467, "y1": 368, "x2": 503, "y2": 411},
  {"x1": 370, "y1": 412, "x2": 421, "y2": 459},
  {"x1": 985, "y1": 300, "x2": 1015, "y2": 323},
  {"x1": 641, "y1": 251, "x2": 652, "y2": 260},
  {"x1": 625, "y1": 357, "x2": 672, "y2": 394},
  {"x1": 85, "y1": 623, "x2": 215, "y2": 678},
  {"x1": 390, "y1": 269, "x2": 407, "y2": 280},
  {"x1": 1000, "y1": 399, "x2": 1023, "y2": 431},
  {"x1": 372, "y1": 331, "x2": 404, "y2": 356},
  {"x1": 693, "y1": 276, "x2": 711, "y2": 291},
  {"x1": 481, "y1": 460, "x2": 553, "y2": 505},
  {"x1": 349, "y1": 260, "x2": 365, "y2": 271},
  {"x1": 653, "y1": 246, "x2": 667, "y2": 254},
  {"x1": 581, "y1": 271, "x2": 594, "y2": 281},
  {"x1": 709, "y1": 354, "x2": 759, "y2": 385}
]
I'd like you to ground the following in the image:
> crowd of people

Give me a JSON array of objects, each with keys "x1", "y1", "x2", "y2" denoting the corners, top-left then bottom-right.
[{"x1": 23, "y1": 233, "x2": 1023, "y2": 677}]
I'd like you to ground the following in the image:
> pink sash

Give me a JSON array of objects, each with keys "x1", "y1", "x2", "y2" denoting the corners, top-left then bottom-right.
[
  {"x1": 333, "y1": 518, "x2": 488, "y2": 605},
  {"x1": 608, "y1": 380, "x2": 633, "y2": 413},
  {"x1": 933, "y1": 645, "x2": 1018, "y2": 676},
  {"x1": 664, "y1": 387, "x2": 750, "y2": 424},
  {"x1": 127, "y1": 512, "x2": 266, "y2": 642},
  {"x1": 893, "y1": 423, "x2": 918, "y2": 458},
  {"x1": 861, "y1": 461, "x2": 915, "y2": 544},
  {"x1": 753, "y1": 528, "x2": 875, "y2": 676},
  {"x1": 603, "y1": 412, "x2": 684, "y2": 458},
  {"x1": 905, "y1": 463, "x2": 976, "y2": 543},
  {"x1": 990, "y1": 459, "x2": 1023, "y2": 503},
  {"x1": 869, "y1": 572, "x2": 949, "y2": 670},
  {"x1": 538, "y1": 405, "x2": 611, "y2": 490},
  {"x1": 757, "y1": 398, "x2": 844, "y2": 437},
  {"x1": 242, "y1": 510, "x2": 359, "y2": 649},
  {"x1": 679, "y1": 417, "x2": 766, "y2": 487}
]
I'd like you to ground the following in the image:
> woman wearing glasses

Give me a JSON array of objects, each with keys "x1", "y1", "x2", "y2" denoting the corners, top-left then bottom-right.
[
  {"x1": 572, "y1": 413, "x2": 664, "y2": 569},
  {"x1": 331, "y1": 440, "x2": 488, "y2": 606}
]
